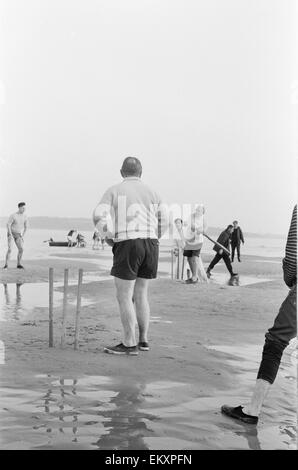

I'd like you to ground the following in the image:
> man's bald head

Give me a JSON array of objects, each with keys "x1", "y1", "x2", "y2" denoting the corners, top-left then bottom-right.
[{"x1": 120, "y1": 157, "x2": 142, "y2": 178}]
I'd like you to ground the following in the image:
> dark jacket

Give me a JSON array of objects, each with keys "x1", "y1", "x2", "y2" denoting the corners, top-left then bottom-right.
[
  {"x1": 230, "y1": 226, "x2": 244, "y2": 245},
  {"x1": 213, "y1": 230, "x2": 231, "y2": 253},
  {"x1": 283, "y1": 205, "x2": 297, "y2": 288}
]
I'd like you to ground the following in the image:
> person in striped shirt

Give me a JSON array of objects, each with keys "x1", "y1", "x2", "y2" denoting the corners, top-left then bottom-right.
[{"x1": 221, "y1": 205, "x2": 297, "y2": 424}]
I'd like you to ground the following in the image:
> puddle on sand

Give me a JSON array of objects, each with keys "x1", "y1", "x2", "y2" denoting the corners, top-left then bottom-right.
[
  {"x1": 0, "y1": 369, "x2": 296, "y2": 450},
  {"x1": 0, "y1": 282, "x2": 95, "y2": 322},
  {"x1": 0, "y1": 283, "x2": 64, "y2": 321},
  {"x1": 206, "y1": 342, "x2": 297, "y2": 450},
  {"x1": 208, "y1": 273, "x2": 272, "y2": 287}
]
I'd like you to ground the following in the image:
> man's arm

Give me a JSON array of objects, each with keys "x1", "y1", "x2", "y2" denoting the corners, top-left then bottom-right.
[
  {"x1": 240, "y1": 228, "x2": 244, "y2": 243},
  {"x1": 22, "y1": 219, "x2": 28, "y2": 238},
  {"x1": 6, "y1": 215, "x2": 14, "y2": 236},
  {"x1": 217, "y1": 231, "x2": 229, "y2": 247},
  {"x1": 92, "y1": 188, "x2": 115, "y2": 242},
  {"x1": 283, "y1": 205, "x2": 297, "y2": 288},
  {"x1": 203, "y1": 217, "x2": 208, "y2": 235},
  {"x1": 157, "y1": 202, "x2": 169, "y2": 239}
]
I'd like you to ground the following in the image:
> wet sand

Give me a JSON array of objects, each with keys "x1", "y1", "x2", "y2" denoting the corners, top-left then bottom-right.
[{"x1": 0, "y1": 249, "x2": 296, "y2": 450}]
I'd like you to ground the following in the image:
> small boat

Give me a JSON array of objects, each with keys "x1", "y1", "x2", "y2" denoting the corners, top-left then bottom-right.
[{"x1": 48, "y1": 241, "x2": 77, "y2": 247}]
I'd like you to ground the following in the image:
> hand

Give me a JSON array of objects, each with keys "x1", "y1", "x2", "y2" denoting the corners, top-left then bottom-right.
[{"x1": 105, "y1": 237, "x2": 114, "y2": 247}]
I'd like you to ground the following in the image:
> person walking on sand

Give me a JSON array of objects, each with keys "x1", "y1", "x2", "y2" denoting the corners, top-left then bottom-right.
[
  {"x1": 206, "y1": 225, "x2": 237, "y2": 278},
  {"x1": 230, "y1": 220, "x2": 244, "y2": 262},
  {"x1": 101, "y1": 237, "x2": 105, "y2": 250},
  {"x1": 92, "y1": 229, "x2": 100, "y2": 249},
  {"x1": 3, "y1": 202, "x2": 28, "y2": 269},
  {"x1": 67, "y1": 229, "x2": 77, "y2": 247},
  {"x1": 183, "y1": 204, "x2": 208, "y2": 284},
  {"x1": 221, "y1": 205, "x2": 297, "y2": 424},
  {"x1": 93, "y1": 157, "x2": 169, "y2": 356}
]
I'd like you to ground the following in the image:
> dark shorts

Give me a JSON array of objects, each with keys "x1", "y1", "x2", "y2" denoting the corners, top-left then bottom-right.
[
  {"x1": 111, "y1": 239, "x2": 159, "y2": 280},
  {"x1": 183, "y1": 248, "x2": 201, "y2": 258}
]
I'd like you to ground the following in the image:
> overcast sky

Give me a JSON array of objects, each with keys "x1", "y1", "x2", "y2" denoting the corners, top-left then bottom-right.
[{"x1": 0, "y1": 0, "x2": 297, "y2": 234}]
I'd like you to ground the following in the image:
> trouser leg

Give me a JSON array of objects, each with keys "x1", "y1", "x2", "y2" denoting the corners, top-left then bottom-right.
[
  {"x1": 257, "y1": 284, "x2": 297, "y2": 384},
  {"x1": 207, "y1": 253, "x2": 222, "y2": 272},
  {"x1": 231, "y1": 245, "x2": 235, "y2": 262},
  {"x1": 237, "y1": 244, "x2": 241, "y2": 261},
  {"x1": 222, "y1": 253, "x2": 234, "y2": 275}
]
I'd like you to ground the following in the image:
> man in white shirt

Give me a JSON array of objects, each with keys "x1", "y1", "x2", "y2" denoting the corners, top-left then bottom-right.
[
  {"x1": 183, "y1": 204, "x2": 207, "y2": 284},
  {"x1": 93, "y1": 157, "x2": 169, "y2": 356},
  {"x1": 3, "y1": 202, "x2": 28, "y2": 269}
]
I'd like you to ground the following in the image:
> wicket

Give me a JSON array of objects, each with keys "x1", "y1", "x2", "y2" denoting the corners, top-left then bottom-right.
[
  {"x1": 170, "y1": 249, "x2": 185, "y2": 281},
  {"x1": 48, "y1": 267, "x2": 83, "y2": 349}
]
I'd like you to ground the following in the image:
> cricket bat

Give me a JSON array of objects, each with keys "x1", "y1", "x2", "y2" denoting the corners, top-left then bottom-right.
[{"x1": 203, "y1": 233, "x2": 231, "y2": 256}]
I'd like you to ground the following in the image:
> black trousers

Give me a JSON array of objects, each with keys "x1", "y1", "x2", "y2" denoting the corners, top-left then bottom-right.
[
  {"x1": 207, "y1": 252, "x2": 233, "y2": 276},
  {"x1": 257, "y1": 284, "x2": 297, "y2": 384},
  {"x1": 231, "y1": 243, "x2": 241, "y2": 261}
]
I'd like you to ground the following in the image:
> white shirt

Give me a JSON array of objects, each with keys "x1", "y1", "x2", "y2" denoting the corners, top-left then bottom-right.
[
  {"x1": 93, "y1": 177, "x2": 169, "y2": 241},
  {"x1": 184, "y1": 213, "x2": 207, "y2": 250},
  {"x1": 7, "y1": 212, "x2": 28, "y2": 234}
]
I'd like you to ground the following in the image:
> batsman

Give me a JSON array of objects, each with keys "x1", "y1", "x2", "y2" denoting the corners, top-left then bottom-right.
[{"x1": 206, "y1": 225, "x2": 238, "y2": 279}]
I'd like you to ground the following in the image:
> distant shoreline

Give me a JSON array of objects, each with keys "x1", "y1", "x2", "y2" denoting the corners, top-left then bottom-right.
[{"x1": 0, "y1": 216, "x2": 286, "y2": 239}]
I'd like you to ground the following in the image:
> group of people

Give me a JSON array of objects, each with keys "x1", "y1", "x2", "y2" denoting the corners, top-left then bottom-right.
[
  {"x1": 67, "y1": 230, "x2": 86, "y2": 247},
  {"x1": 93, "y1": 157, "x2": 297, "y2": 426},
  {"x1": 173, "y1": 214, "x2": 244, "y2": 284},
  {"x1": 2, "y1": 156, "x2": 297, "y2": 427}
]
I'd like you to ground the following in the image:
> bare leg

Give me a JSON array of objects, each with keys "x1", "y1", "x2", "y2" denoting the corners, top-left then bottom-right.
[
  {"x1": 5, "y1": 236, "x2": 12, "y2": 266},
  {"x1": 133, "y1": 278, "x2": 150, "y2": 343},
  {"x1": 188, "y1": 256, "x2": 198, "y2": 280},
  {"x1": 243, "y1": 379, "x2": 271, "y2": 416},
  {"x1": 16, "y1": 237, "x2": 24, "y2": 266},
  {"x1": 114, "y1": 277, "x2": 137, "y2": 347}
]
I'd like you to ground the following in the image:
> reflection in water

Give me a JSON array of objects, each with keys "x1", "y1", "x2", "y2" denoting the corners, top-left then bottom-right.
[
  {"x1": 228, "y1": 275, "x2": 240, "y2": 287},
  {"x1": 2, "y1": 283, "x2": 24, "y2": 320},
  {"x1": 0, "y1": 373, "x2": 296, "y2": 450},
  {"x1": 94, "y1": 382, "x2": 154, "y2": 450},
  {"x1": 40, "y1": 378, "x2": 152, "y2": 449},
  {"x1": 0, "y1": 282, "x2": 93, "y2": 322}
]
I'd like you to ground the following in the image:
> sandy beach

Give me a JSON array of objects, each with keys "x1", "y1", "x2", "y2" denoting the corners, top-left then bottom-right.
[{"x1": 0, "y1": 248, "x2": 296, "y2": 450}]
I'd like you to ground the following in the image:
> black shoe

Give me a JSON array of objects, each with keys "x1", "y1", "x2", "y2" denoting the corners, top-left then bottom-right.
[
  {"x1": 206, "y1": 271, "x2": 211, "y2": 279},
  {"x1": 221, "y1": 405, "x2": 258, "y2": 424},
  {"x1": 17, "y1": 265, "x2": 24, "y2": 269},
  {"x1": 231, "y1": 273, "x2": 238, "y2": 277},
  {"x1": 238, "y1": 259, "x2": 241, "y2": 262},
  {"x1": 104, "y1": 343, "x2": 138, "y2": 356},
  {"x1": 185, "y1": 278, "x2": 198, "y2": 284},
  {"x1": 3, "y1": 265, "x2": 8, "y2": 269},
  {"x1": 138, "y1": 341, "x2": 149, "y2": 351}
]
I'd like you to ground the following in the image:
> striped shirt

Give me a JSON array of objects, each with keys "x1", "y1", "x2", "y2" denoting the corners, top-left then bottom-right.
[{"x1": 283, "y1": 205, "x2": 297, "y2": 287}]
